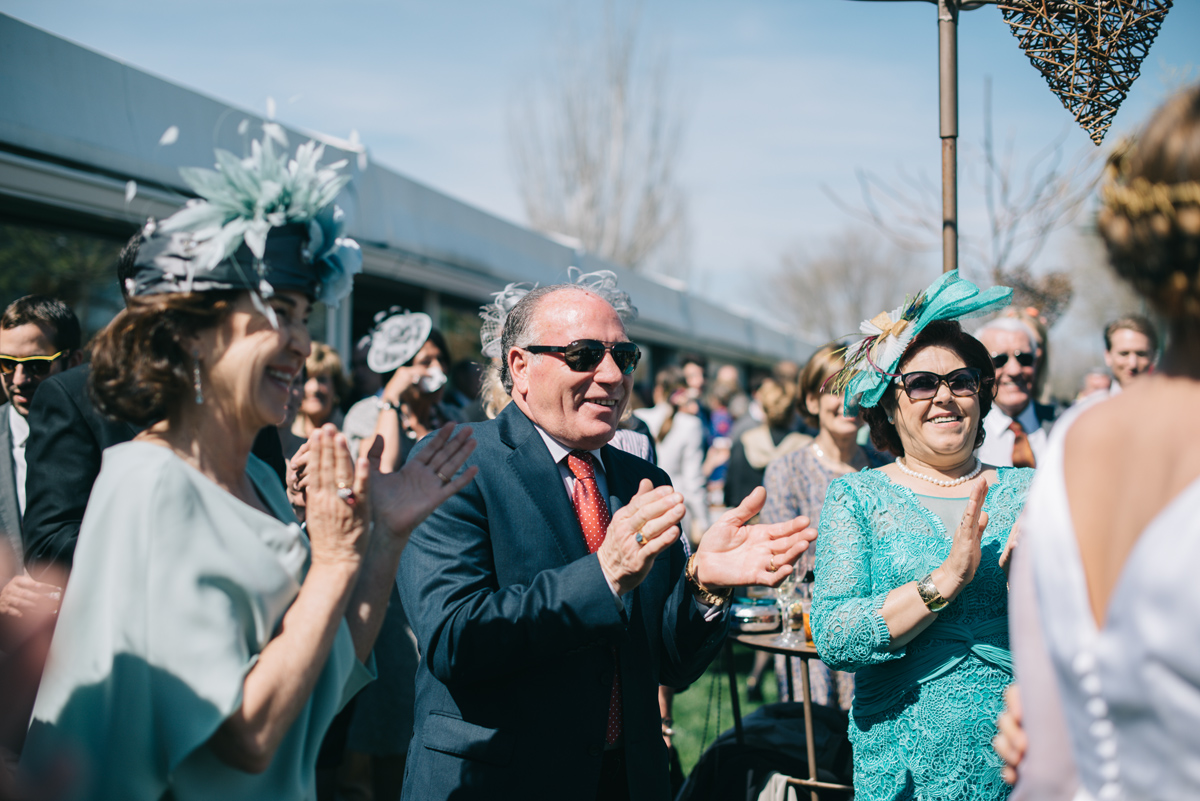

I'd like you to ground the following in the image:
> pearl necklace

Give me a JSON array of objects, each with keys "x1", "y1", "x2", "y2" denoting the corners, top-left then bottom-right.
[{"x1": 896, "y1": 457, "x2": 982, "y2": 487}]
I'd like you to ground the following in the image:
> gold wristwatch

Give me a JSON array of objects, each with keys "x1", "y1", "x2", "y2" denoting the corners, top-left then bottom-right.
[
  {"x1": 917, "y1": 573, "x2": 949, "y2": 612},
  {"x1": 686, "y1": 554, "x2": 732, "y2": 607}
]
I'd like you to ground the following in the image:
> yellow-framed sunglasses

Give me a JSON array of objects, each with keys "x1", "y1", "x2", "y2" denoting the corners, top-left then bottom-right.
[{"x1": 0, "y1": 350, "x2": 67, "y2": 377}]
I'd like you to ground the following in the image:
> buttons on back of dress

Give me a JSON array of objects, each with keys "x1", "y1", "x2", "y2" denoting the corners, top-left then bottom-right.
[{"x1": 1074, "y1": 647, "x2": 1121, "y2": 800}]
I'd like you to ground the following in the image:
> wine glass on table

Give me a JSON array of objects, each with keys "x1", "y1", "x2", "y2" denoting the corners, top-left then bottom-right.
[{"x1": 771, "y1": 569, "x2": 801, "y2": 646}]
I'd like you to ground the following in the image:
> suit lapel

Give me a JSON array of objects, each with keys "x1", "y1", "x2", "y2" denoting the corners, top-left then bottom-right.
[
  {"x1": 498, "y1": 405, "x2": 589, "y2": 565},
  {"x1": 0, "y1": 403, "x2": 23, "y2": 544}
]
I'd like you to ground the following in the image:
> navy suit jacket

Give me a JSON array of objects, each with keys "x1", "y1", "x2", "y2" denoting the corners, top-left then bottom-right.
[{"x1": 398, "y1": 403, "x2": 727, "y2": 801}]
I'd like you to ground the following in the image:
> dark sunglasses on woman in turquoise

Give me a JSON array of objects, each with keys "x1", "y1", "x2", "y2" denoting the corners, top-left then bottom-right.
[
  {"x1": 898, "y1": 367, "x2": 983, "y2": 401},
  {"x1": 525, "y1": 340, "x2": 641, "y2": 375}
]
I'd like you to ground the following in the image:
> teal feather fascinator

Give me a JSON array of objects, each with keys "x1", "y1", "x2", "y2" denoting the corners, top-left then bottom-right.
[{"x1": 829, "y1": 270, "x2": 1012, "y2": 415}]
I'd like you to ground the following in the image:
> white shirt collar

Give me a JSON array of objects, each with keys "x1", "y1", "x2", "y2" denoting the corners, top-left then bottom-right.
[
  {"x1": 983, "y1": 400, "x2": 1041, "y2": 437},
  {"x1": 532, "y1": 423, "x2": 605, "y2": 471},
  {"x1": 8, "y1": 404, "x2": 29, "y2": 447}
]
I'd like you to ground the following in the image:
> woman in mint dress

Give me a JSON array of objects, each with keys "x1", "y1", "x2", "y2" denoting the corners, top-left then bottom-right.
[
  {"x1": 811, "y1": 273, "x2": 1033, "y2": 800},
  {"x1": 20, "y1": 137, "x2": 475, "y2": 801}
]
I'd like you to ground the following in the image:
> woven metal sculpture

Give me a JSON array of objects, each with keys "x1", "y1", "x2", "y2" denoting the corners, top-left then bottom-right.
[{"x1": 998, "y1": 0, "x2": 1173, "y2": 145}]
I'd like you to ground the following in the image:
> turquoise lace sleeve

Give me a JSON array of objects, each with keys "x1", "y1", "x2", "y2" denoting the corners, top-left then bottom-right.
[{"x1": 811, "y1": 475, "x2": 906, "y2": 672}]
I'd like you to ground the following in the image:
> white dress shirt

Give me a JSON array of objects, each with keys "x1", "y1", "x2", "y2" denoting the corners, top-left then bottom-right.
[
  {"x1": 977, "y1": 401, "x2": 1048, "y2": 467},
  {"x1": 9, "y1": 404, "x2": 29, "y2": 515}
]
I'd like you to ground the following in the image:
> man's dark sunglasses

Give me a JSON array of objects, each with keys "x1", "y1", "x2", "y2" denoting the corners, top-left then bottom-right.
[
  {"x1": 898, "y1": 367, "x2": 983, "y2": 401},
  {"x1": 991, "y1": 351, "x2": 1035, "y2": 369},
  {"x1": 525, "y1": 340, "x2": 641, "y2": 375},
  {"x1": 0, "y1": 351, "x2": 65, "y2": 377}
]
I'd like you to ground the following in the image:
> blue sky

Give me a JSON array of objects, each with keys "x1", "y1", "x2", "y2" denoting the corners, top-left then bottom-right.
[{"x1": 3, "y1": 1, "x2": 1197, "y2": 326}]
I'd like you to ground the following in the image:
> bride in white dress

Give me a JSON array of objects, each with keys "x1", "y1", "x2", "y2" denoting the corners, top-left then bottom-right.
[{"x1": 998, "y1": 84, "x2": 1200, "y2": 801}]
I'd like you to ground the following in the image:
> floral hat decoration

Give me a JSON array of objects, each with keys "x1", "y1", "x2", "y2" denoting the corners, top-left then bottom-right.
[
  {"x1": 828, "y1": 270, "x2": 1012, "y2": 415},
  {"x1": 130, "y1": 135, "x2": 363, "y2": 313},
  {"x1": 365, "y1": 307, "x2": 434, "y2": 373}
]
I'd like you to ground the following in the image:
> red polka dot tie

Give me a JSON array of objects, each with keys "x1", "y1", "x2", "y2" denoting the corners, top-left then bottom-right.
[{"x1": 566, "y1": 450, "x2": 622, "y2": 746}]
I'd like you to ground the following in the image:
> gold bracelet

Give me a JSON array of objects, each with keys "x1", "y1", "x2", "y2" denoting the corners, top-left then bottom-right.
[
  {"x1": 917, "y1": 572, "x2": 949, "y2": 612},
  {"x1": 686, "y1": 554, "x2": 732, "y2": 607}
]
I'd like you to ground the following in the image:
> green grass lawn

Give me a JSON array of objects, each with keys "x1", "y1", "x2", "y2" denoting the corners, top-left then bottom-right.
[{"x1": 670, "y1": 641, "x2": 780, "y2": 777}]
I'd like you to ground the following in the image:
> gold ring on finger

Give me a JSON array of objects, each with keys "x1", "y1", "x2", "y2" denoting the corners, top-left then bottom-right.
[
  {"x1": 435, "y1": 470, "x2": 450, "y2": 484},
  {"x1": 635, "y1": 531, "x2": 646, "y2": 546},
  {"x1": 767, "y1": 555, "x2": 777, "y2": 573},
  {"x1": 337, "y1": 481, "x2": 349, "y2": 489}
]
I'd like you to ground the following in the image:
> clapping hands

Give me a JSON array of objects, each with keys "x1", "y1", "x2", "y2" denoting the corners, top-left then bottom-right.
[
  {"x1": 291, "y1": 422, "x2": 477, "y2": 549},
  {"x1": 691, "y1": 486, "x2": 817, "y2": 590},
  {"x1": 366, "y1": 423, "x2": 477, "y2": 543}
]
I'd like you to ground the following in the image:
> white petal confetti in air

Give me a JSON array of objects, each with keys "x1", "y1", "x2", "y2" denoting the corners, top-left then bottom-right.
[
  {"x1": 262, "y1": 122, "x2": 289, "y2": 148},
  {"x1": 158, "y1": 126, "x2": 179, "y2": 146},
  {"x1": 266, "y1": 96, "x2": 276, "y2": 120},
  {"x1": 237, "y1": 119, "x2": 250, "y2": 135},
  {"x1": 124, "y1": 181, "x2": 137, "y2": 203}
]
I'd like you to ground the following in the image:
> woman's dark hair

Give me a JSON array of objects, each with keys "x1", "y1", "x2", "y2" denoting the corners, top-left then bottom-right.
[
  {"x1": 407, "y1": 327, "x2": 451, "y2": 369},
  {"x1": 89, "y1": 291, "x2": 240, "y2": 426},
  {"x1": 860, "y1": 319, "x2": 995, "y2": 457},
  {"x1": 1, "y1": 295, "x2": 82, "y2": 353}
]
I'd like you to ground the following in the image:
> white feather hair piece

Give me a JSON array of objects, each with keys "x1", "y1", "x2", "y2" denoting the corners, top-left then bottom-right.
[{"x1": 477, "y1": 267, "x2": 638, "y2": 359}]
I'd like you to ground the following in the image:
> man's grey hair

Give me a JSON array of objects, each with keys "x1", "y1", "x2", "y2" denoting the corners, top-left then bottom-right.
[
  {"x1": 974, "y1": 317, "x2": 1036, "y2": 355},
  {"x1": 499, "y1": 284, "x2": 624, "y2": 394}
]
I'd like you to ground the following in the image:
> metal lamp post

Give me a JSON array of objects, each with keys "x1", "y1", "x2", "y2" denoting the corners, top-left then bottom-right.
[{"x1": 850, "y1": 0, "x2": 999, "y2": 274}]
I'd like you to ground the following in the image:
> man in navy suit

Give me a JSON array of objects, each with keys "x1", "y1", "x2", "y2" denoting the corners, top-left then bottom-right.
[
  {"x1": 398, "y1": 284, "x2": 813, "y2": 800},
  {"x1": 0, "y1": 296, "x2": 83, "y2": 613}
]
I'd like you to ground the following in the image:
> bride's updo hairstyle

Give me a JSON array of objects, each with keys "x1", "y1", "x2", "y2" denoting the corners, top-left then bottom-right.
[
  {"x1": 1098, "y1": 84, "x2": 1200, "y2": 319},
  {"x1": 90, "y1": 291, "x2": 240, "y2": 426}
]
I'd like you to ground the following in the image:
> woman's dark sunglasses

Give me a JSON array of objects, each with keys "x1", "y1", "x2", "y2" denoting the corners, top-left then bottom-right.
[
  {"x1": 0, "y1": 351, "x2": 65, "y2": 377},
  {"x1": 991, "y1": 351, "x2": 1034, "y2": 369},
  {"x1": 898, "y1": 367, "x2": 982, "y2": 401},
  {"x1": 525, "y1": 340, "x2": 641, "y2": 375}
]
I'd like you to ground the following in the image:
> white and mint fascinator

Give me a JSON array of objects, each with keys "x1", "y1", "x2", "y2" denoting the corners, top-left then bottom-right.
[
  {"x1": 829, "y1": 270, "x2": 1012, "y2": 415},
  {"x1": 366, "y1": 307, "x2": 433, "y2": 373},
  {"x1": 477, "y1": 267, "x2": 638, "y2": 359},
  {"x1": 130, "y1": 137, "x2": 362, "y2": 309}
]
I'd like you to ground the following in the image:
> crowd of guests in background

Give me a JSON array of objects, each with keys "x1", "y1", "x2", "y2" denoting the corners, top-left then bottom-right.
[{"x1": 0, "y1": 84, "x2": 1198, "y2": 801}]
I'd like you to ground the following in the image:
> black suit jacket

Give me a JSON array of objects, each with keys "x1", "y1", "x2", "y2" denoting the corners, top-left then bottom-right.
[
  {"x1": 0, "y1": 402, "x2": 24, "y2": 564},
  {"x1": 398, "y1": 404, "x2": 727, "y2": 801},
  {"x1": 21, "y1": 365, "x2": 137, "y2": 574}
]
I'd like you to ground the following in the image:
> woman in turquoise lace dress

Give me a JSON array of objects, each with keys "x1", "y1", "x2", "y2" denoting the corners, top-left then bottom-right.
[{"x1": 812, "y1": 273, "x2": 1034, "y2": 801}]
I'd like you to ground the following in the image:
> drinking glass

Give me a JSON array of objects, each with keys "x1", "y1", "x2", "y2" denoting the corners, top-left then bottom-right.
[{"x1": 772, "y1": 571, "x2": 800, "y2": 646}]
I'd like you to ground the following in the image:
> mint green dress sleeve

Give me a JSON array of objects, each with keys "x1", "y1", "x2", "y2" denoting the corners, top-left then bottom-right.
[{"x1": 23, "y1": 443, "x2": 373, "y2": 801}]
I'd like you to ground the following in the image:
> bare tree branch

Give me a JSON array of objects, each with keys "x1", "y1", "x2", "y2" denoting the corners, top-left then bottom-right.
[
  {"x1": 767, "y1": 228, "x2": 939, "y2": 343},
  {"x1": 823, "y1": 76, "x2": 1102, "y2": 326},
  {"x1": 508, "y1": 1, "x2": 687, "y2": 273}
]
